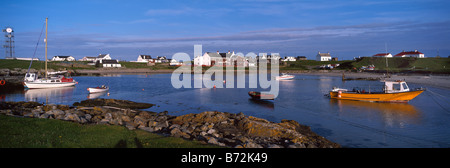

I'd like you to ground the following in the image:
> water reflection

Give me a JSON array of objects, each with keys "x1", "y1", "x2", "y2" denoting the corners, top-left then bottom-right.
[
  {"x1": 87, "y1": 91, "x2": 108, "y2": 99},
  {"x1": 25, "y1": 87, "x2": 75, "y2": 104},
  {"x1": 248, "y1": 98, "x2": 274, "y2": 109},
  {"x1": 330, "y1": 99, "x2": 421, "y2": 127}
]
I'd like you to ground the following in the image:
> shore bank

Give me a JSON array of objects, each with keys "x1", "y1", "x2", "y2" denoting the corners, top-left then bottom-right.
[
  {"x1": 290, "y1": 71, "x2": 450, "y2": 89},
  {"x1": 0, "y1": 99, "x2": 340, "y2": 148}
]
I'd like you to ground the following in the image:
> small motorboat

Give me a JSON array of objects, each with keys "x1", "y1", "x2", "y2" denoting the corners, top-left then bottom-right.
[
  {"x1": 248, "y1": 91, "x2": 275, "y2": 100},
  {"x1": 276, "y1": 73, "x2": 295, "y2": 80},
  {"x1": 87, "y1": 85, "x2": 109, "y2": 93},
  {"x1": 328, "y1": 80, "x2": 425, "y2": 103}
]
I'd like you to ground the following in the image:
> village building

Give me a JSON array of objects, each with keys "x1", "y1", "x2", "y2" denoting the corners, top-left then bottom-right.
[
  {"x1": 154, "y1": 56, "x2": 168, "y2": 63},
  {"x1": 316, "y1": 51, "x2": 332, "y2": 61},
  {"x1": 169, "y1": 59, "x2": 183, "y2": 66},
  {"x1": 97, "y1": 54, "x2": 112, "y2": 61},
  {"x1": 194, "y1": 52, "x2": 212, "y2": 66},
  {"x1": 96, "y1": 59, "x2": 122, "y2": 68},
  {"x1": 394, "y1": 50, "x2": 425, "y2": 58},
  {"x1": 51, "y1": 55, "x2": 75, "y2": 61},
  {"x1": 79, "y1": 56, "x2": 97, "y2": 61},
  {"x1": 136, "y1": 55, "x2": 153, "y2": 62},
  {"x1": 246, "y1": 56, "x2": 257, "y2": 67},
  {"x1": 296, "y1": 56, "x2": 307, "y2": 60},
  {"x1": 372, "y1": 53, "x2": 393, "y2": 57},
  {"x1": 282, "y1": 56, "x2": 297, "y2": 62}
]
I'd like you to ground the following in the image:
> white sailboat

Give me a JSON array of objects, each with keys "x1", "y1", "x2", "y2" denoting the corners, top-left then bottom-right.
[{"x1": 24, "y1": 18, "x2": 77, "y2": 89}]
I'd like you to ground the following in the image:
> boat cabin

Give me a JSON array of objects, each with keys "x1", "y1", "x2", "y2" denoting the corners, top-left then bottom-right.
[
  {"x1": 384, "y1": 80, "x2": 409, "y2": 93},
  {"x1": 24, "y1": 73, "x2": 37, "y2": 82}
]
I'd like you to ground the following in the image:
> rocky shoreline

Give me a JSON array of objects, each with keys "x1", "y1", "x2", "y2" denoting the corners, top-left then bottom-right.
[{"x1": 0, "y1": 99, "x2": 340, "y2": 148}]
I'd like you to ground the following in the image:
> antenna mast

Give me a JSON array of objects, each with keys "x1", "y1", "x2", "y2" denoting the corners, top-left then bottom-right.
[{"x1": 45, "y1": 17, "x2": 48, "y2": 79}]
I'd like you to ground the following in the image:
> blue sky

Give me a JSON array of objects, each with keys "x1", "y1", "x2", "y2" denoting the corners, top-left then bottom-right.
[{"x1": 1, "y1": 0, "x2": 450, "y2": 60}]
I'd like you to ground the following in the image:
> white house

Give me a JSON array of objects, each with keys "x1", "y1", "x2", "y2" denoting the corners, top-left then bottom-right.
[
  {"x1": 51, "y1": 56, "x2": 75, "y2": 61},
  {"x1": 282, "y1": 56, "x2": 297, "y2": 62},
  {"x1": 154, "y1": 56, "x2": 168, "y2": 63},
  {"x1": 316, "y1": 52, "x2": 332, "y2": 61},
  {"x1": 97, "y1": 54, "x2": 112, "y2": 61},
  {"x1": 394, "y1": 50, "x2": 425, "y2": 58},
  {"x1": 80, "y1": 56, "x2": 97, "y2": 61},
  {"x1": 169, "y1": 59, "x2": 183, "y2": 66},
  {"x1": 246, "y1": 56, "x2": 257, "y2": 67},
  {"x1": 97, "y1": 59, "x2": 121, "y2": 68},
  {"x1": 230, "y1": 54, "x2": 248, "y2": 67},
  {"x1": 373, "y1": 53, "x2": 393, "y2": 57},
  {"x1": 136, "y1": 55, "x2": 152, "y2": 62}
]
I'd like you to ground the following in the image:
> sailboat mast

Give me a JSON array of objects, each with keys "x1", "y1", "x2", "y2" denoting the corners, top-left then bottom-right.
[{"x1": 45, "y1": 17, "x2": 48, "y2": 79}]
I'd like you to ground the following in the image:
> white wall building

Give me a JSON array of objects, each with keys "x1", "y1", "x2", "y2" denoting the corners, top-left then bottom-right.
[
  {"x1": 316, "y1": 52, "x2": 332, "y2": 61},
  {"x1": 394, "y1": 50, "x2": 425, "y2": 58},
  {"x1": 51, "y1": 56, "x2": 75, "y2": 61},
  {"x1": 136, "y1": 55, "x2": 152, "y2": 62},
  {"x1": 97, "y1": 59, "x2": 121, "y2": 68},
  {"x1": 282, "y1": 56, "x2": 297, "y2": 62},
  {"x1": 372, "y1": 53, "x2": 393, "y2": 57}
]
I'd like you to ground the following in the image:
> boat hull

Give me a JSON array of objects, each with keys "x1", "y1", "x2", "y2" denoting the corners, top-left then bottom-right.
[
  {"x1": 88, "y1": 87, "x2": 109, "y2": 93},
  {"x1": 248, "y1": 91, "x2": 275, "y2": 100},
  {"x1": 276, "y1": 75, "x2": 295, "y2": 80},
  {"x1": 329, "y1": 90, "x2": 424, "y2": 102},
  {"x1": 24, "y1": 81, "x2": 77, "y2": 89}
]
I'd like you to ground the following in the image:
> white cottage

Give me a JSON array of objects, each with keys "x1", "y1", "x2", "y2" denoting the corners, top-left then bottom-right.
[
  {"x1": 51, "y1": 56, "x2": 75, "y2": 61},
  {"x1": 137, "y1": 55, "x2": 153, "y2": 62},
  {"x1": 316, "y1": 52, "x2": 331, "y2": 61},
  {"x1": 394, "y1": 50, "x2": 425, "y2": 58},
  {"x1": 97, "y1": 59, "x2": 122, "y2": 68}
]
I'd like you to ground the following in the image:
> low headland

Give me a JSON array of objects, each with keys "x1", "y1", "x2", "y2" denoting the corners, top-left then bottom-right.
[{"x1": 0, "y1": 99, "x2": 340, "y2": 148}]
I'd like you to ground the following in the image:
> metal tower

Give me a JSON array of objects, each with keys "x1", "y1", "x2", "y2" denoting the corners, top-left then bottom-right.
[{"x1": 2, "y1": 27, "x2": 15, "y2": 59}]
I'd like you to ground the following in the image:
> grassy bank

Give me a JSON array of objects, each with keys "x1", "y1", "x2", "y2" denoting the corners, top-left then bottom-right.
[
  {"x1": 351, "y1": 57, "x2": 450, "y2": 73},
  {"x1": 0, "y1": 115, "x2": 215, "y2": 148}
]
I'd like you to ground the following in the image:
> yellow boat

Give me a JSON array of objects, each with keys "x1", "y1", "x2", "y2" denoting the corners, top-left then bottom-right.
[{"x1": 329, "y1": 80, "x2": 425, "y2": 103}]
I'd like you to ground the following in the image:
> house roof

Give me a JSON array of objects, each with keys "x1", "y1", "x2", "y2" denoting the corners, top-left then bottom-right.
[
  {"x1": 98, "y1": 54, "x2": 109, "y2": 58},
  {"x1": 54, "y1": 56, "x2": 72, "y2": 58},
  {"x1": 140, "y1": 55, "x2": 152, "y2": 59},
  {"x1": 206, "y1": 52, "x2": 221, "y2": 58},
  {"x1": 318, "y1": 53, "x2": 331, "y2": 57},
  {"x1": 373, "y1": 53, "x2": 391, "y2": 56},
  {"x1": 394, "y1": 50, "x2": 423, "y2": 56},
  {"x1": 100, "y1": 60, "x2": 120, "y2": 64}
]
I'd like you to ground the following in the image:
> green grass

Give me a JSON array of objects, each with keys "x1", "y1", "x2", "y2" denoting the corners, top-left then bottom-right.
[
  {"x1": 281, "y1": 60, "x2": 353, "y2": 70},
  {"x1": 352, "y1": 57, "x2": 450, "y2": 73},
  {"x1": 0, "y1": 59, "x2": 92, "y2": 71},
  {"x1": 0, "y1": 115, "x2": 216, "y2": 148}
]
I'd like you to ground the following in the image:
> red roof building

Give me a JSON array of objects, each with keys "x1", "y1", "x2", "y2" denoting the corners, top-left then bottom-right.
[{"x1": 394, "y1": 50, "x2": 425, "y2": 58}]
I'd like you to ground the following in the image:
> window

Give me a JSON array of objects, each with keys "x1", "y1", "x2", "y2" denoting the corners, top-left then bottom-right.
[
  {"x1": 393, "y1": 84, "x2": 401, "y2": 90},
  {"x1": 402, "y1": 83, "x2": 409, "y2": 90}
]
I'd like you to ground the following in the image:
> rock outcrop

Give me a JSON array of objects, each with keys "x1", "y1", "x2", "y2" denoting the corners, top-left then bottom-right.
[{"x1": 0, "y1": 99, "x2": 340, "y2": 148}]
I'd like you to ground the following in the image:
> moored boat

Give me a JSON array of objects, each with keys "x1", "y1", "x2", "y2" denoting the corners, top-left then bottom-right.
[
  {"x1": 329, "y1": 80, "x2": 425, "y2": 103},
  {"x1": 276, "y1": 73, "x2": 295, "y2": 80},
  {"x1": 248, "y1": 91, "x2": 275, "y2": 100},
  {"x1": 23, "y1": 18, "x2": 77, "y2": 89},
  {"x1": 87, "y1": 85, "x2": 109, "y2": 93}
]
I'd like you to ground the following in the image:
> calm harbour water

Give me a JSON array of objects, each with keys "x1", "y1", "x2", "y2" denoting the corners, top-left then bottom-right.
[{"x1": 1, "y1": 73, "x2": 450, "y2": 148}]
